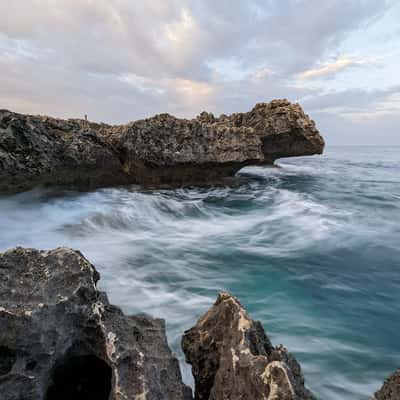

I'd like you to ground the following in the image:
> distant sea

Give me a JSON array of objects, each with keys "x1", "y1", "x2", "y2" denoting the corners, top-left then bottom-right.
[{"x1": 0, "y1": 146, "x2": 399, "y2": 400}]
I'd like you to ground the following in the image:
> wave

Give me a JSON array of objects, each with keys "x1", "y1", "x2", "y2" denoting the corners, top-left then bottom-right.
[{"x1": 0, "y1": 148, "x2": 399, "y2": 399}]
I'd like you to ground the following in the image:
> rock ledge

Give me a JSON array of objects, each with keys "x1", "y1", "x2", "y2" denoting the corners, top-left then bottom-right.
[{"x1": 0, "y1": 100, "x2": 324, "y2": 194}]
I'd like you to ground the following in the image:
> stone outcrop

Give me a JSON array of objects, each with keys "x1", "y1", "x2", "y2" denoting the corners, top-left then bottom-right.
[
  {"x1": 373, "y1": 369, "x2": 400, "y2": 400},
  {"x1": 0, "y1": 100, "x2": 324, "y2": 194},
  {"x1": 182, "y1": 291, "x2": 314, "y2": 400},
  {"x1": 0, "y1": 247, "x2": 191, "y2": 400}
]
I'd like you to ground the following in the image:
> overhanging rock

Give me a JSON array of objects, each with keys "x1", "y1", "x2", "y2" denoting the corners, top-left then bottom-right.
[{"x1": 0, "y1": 99, "x2": 324, "y2": 193}]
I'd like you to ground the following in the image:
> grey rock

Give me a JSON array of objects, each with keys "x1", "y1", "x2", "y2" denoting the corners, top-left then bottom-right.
[
  {"x1": 0, "y1": 111, "x2": 129, "y2": 194},
  {"x1": 372, "y1": 369, "x2": 400, "y2": 400},
  {"x1": 0, "y1": 100, "x2": 324, "y2": 193},
  {"x1": 182, "y1": 291, "x2": 314, "y2": 400},
  {"x1": 0, "y1": 246, "x2": 191, "y2": 400}
]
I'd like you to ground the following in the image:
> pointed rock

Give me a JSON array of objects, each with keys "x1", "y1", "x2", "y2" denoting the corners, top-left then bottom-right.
[
  {"x1": 182, "y1": 291, "x2": 314, "y2": 400},
  {"x1": 373, "y1": 369, "x2": 400, "y2": 400}
]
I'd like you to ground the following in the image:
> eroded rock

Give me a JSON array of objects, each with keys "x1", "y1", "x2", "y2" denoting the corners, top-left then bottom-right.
[
  {"x1": 0, "y1": 111, "x2": 129, "y2": 194},
  {"x1": 0, "y1": 247, "x2": 191, "y2": 400},
  {"x1": 0, "y1": 100, "x2": 324, "y2": 193},
  {"x1": 373, "y1": 369, "x2": 400, "y2": 400},
  {"x1": 182, "y1": 291, "x2": 314, "y2": 400}
]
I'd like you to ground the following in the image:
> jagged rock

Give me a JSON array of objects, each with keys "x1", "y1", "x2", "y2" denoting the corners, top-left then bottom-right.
[
  {"x1": 0, "y1": 111, "x2": 129, "y2": 194},
  {"x1": 182, "y1": 291, "x2": 314, "y2": 400},
  {"x1": 373, "y1": 369, "x2": 400, "y2": 400},
  {"x1": 0, "y1": 100, "x2": 324, "y2": 193},
  {"x1": 0, "y1": 247, "x2": 191, "y2": 400}
]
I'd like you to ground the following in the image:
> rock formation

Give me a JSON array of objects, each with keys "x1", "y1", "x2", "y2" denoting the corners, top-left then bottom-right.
[
  {"x1": 0, "y1": 100, "x2": 324, "y2": 194},
  {"x1": 182, "y1": 291, "x2": 314, "y2": 400},
  {"x1": 0, "y1": 245, "x2": 395, "y2": 400},
  {"x1": 372, "y1": 369, "x2": 400, "y2": 400},
  {"x1": 0, "y1": 112, "x2": 129, "y2": 194},
  {"x1": 0, "y1": 247, "x2": 191, "y2": 400}
]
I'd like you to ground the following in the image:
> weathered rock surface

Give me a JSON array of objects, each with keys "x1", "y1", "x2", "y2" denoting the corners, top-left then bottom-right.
[
  {"x1": 372, "y1": 369, "x2": 400, "y2": 400},
  {"x1": 0, "y1": 100, "x2": 324, "y2": 193},
  {"x1": 0, "y1": 247, "x2": 191, "y2": 400},
  {"x1": 182, "y1": 291, "x2": 314, "y2": 400},
  {"x1": 0, "y1": 111, "x2": 129, "y2": 194}
]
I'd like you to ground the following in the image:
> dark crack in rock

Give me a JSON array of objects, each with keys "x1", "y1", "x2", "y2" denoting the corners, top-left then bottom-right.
[{"x1": 182, "y1": 291, "x2": 315, "y2": 400}]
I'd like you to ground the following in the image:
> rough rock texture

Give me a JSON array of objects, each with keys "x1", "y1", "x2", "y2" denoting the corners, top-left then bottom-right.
[
  {"x1": 373, "y1": 369, "x2": 400, "y2": 400},
  {"x1": 182, "y1": 291, "x2": 314, "y2": 400},
  {"x1": 0, "y1": 100, "x2": 324, "y2": 193},
  {"x1": 0, "y1": 247, "x2": 191, "y2": 400},
  {"x1": 0, "y1": 111, "x2": 129, "y2": 194}
]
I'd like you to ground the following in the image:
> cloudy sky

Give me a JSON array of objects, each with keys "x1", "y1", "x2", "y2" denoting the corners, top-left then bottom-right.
[{"x1": 1, "y1": 1, "x2": 399, "y2": 144}]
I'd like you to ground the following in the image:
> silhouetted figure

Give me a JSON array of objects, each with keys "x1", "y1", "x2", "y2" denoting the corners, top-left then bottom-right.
[{"x1": 84, "y1": 114, "x2": 87, "y2": 121}]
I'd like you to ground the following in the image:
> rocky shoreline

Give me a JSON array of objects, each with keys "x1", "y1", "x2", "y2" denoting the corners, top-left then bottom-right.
[
  {"x1": 0, "y1": 100, "x2": 324, "y2": 194},
  {"x1": 1, "y1": 102, "x2": 397, "y2": 398},
  {"x1": 0, "y1": 246, "x2": 397, "y2": 399}
]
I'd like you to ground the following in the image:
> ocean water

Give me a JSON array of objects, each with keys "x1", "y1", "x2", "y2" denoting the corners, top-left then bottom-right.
[{"x1": 0, "y1": 146, "x2": 399, "y2": 399}]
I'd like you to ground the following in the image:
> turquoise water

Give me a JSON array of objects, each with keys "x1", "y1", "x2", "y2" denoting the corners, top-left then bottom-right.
[{"x1": 0, "y1": 146, "x2": 399, "y2": 399}]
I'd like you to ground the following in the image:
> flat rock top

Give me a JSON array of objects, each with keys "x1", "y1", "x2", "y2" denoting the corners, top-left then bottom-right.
[{"x1": 0, "y1": 247, "x2": 98, "y2": 312}]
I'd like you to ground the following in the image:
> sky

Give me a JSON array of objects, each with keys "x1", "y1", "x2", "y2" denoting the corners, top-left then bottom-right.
[{"x1": 1, "y1": 0, "x2": 399, "y2": 145}]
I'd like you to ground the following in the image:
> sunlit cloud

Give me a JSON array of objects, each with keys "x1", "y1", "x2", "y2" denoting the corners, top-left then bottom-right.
[{"x1": 295, "y1": 56, "x2": 375, "y2": 80}]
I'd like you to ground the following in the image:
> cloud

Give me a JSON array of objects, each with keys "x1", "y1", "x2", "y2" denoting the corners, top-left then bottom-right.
[
  {"x1": 313, "y1": 109, "x2": 400, "y2": 145},
  {"x1": 301, "y1": 86, "x2": 400, "y2": 113},
  {"x1": 295, "y1": 57, "x2": 375, "y2": 80},
  {"x1": 0, "y1": 0, "x2": 398, "y2": 145},
  {"x1": 299, "y1": 85, "x2": 400, "y2": 145}
]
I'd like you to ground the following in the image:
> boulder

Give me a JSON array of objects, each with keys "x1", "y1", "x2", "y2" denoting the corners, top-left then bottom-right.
[
  {"x1": 0, "y1": 100, "x2": 324, "y2": 193},
  {"x1": 182, "y1": 291, "x2": 314, "y2": 400},
  {"x1": 373, "y1": 369, "x2": 400, "y2": 400},
  {"x1": 0, "y1": 247, "x2": 191, "y2": 400}
]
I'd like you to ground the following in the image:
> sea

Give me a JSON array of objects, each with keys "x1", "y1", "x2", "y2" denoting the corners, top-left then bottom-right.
[{"x1": 0, "y1": 146, "x2": 399, "y2": 400}]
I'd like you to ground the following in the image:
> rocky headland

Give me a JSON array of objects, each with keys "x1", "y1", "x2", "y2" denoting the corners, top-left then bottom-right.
[{"x1": 0, "y1": 100, "x2": 324, "y2": 194}]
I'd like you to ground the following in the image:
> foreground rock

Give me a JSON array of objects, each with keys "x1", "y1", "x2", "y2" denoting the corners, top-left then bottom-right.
[
  {"x1": 182, "y1": 291, "x2": 314, "y2": 400},
  {"x1": 373, "y1": 369, "x2": 400, "y2": 400},
  {"x1": 1, "y1": 245, "x2": 394, "y2": 399},
  {"x1": 0, "y1": 247, "x2": 191, "y2": 400},
  {"x1": 0, "y1": 100, "x2": 324, "y2": 194}
]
